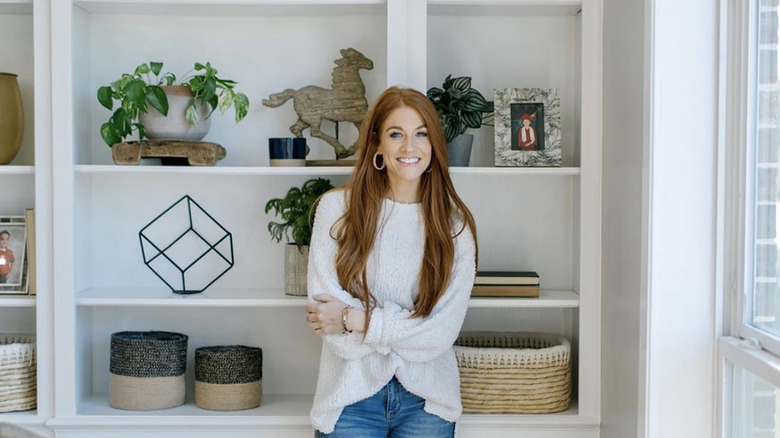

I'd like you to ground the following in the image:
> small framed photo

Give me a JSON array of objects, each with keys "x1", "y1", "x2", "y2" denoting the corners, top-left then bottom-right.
[
  {"x1": 0, "y1": 216, "x2": 28, "y2": 294},
  {"x1": 494, "y1": 88, "x2": 561, "y2": 167}
]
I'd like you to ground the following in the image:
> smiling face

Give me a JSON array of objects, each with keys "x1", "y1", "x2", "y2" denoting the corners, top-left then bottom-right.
[
  {"x1": 0, "y1": 232, "x2": 8, "y2": 249},
  {"x1": 377, "y1": 106, "x2": 432, "y2": 198}
]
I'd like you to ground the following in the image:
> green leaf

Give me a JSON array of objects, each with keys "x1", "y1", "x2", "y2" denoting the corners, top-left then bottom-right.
[
  {"x1": 189, "y1": 76, "x2": 204, "y2": 92},
  {"x1": 426, "y1": 87, "x2": 443, "y2": 100},
  {"x1": 124, "y1": 79, "x2": 147, "y2": 107},
  {"x1": 202, "y1": 76, "x2": 217, "y2": 104},
  {"x1": 134, "y1": 63, "x2": 151, "y2": 76},
  {"x1": 216, "y1": 78, "x2": 237, "y2": 89},
  {"x1": 116, "y1": 75, "x2": 134, "y2": 91},
  {"x1": 442, "y1": 74, "x2": 453, "y2": 89},
  {"x1": 447, "y1": 87, "x2": 462, "y2": 100},
  {"x1": 461, "y1": 89, "x2": 487, "y2": 112},
  {"x1": 163, "y1": 73, "x2": 176, "y2": 86},
  {"x1": 150, "y1": 62, "x2": 163, "y2": 76},
  {"x1": 443, "y1": 114, "x2": 461, "y2": 144},
  {"x1": 112, "y1": 108, "x2": 133, "y2": 137},
  {"x1": 185, "y1": 104, "x2": 199, "y2": 126},
  {"x1": 233, "y1": 93, "x2": 249, "y2": 122},
  {"x1": 461, "y1": 110, "x2": 482, "y2": 130},
  {"x1": 132, "y1": 122, "x2": 146, "y2": 141},
  {"x1": 100, "y1": 122, "x2": 121, "y2": 147},
  {"x1": 146, "y1": 85, "x2": 168, "y2": 116},
  {"x1": 97, "y1": 86, "x2": 114, "y2": 110},
  {"x1": 194, "y1": 62, "x2": 206, "y2": 71},
  {"x1": 450, "y1": 76, "x2": 472, "y2": 92},
  {"x1": 218, "y1": 89, "x2": 234, "y2": 114}
]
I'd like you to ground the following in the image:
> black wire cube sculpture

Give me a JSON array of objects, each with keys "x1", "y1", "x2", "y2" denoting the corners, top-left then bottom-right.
[{"x1": 139, "y1": 195, "x2": 234, "y2": 294}]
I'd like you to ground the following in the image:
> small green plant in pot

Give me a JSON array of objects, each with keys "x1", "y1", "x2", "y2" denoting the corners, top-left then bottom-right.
[
  {"x1": 265, "y1": 178, "x2": 335, "y2": 296},
  {"x1": 97, "y1": 61, "x2": 250, "y2": 146},
  {"x1": 426, "y1": 75, "x2": 493, "y2": 166}
]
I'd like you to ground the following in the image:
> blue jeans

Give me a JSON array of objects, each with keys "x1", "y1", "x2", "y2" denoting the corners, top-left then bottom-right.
[{"x1": 315, "y1": 377, "x2": 455, "y2": 438}]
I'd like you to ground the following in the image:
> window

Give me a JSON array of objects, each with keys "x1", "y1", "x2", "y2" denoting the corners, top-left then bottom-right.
[{"x1": 723, "y1": 0, "x2": 780, "y2": 436}]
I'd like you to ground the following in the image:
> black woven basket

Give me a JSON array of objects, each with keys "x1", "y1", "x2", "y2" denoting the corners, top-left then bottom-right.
[
  {"x1": 195, "y1": 345, "x2": 263, "y2": 411},
  {"x1": 109, "y1": 331, "x2": 188, "y2": 411}
]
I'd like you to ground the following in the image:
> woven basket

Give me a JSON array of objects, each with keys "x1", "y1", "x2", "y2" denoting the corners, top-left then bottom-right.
[
  {"x1": 195, "y1": 345, "x2": 262, "y2": 411},
  {"x1": 454, "y1": 332, "x2": 571, "y2": 414},
  {"x1": 0, "y1": 334, "x2": 36, "y2": 413},
  {"x1": 109, "y1": 331, "x2": 188, "y2": 411},
  {"x1": 0, "y1": 423, "x2": 45, "y2": 438}
]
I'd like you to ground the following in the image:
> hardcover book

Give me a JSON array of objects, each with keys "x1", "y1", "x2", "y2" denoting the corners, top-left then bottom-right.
[{"x1": 474, "y1": 271, "x2": 539, "y2": 286}]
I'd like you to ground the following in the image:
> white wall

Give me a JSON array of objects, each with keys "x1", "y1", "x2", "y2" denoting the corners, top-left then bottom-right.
[
  {"x1": 601, "y1": 0, "x2": 645, "y2": 436},
  {"x1": 643, "y1": 0, "x2": 719, "y2": 436}
]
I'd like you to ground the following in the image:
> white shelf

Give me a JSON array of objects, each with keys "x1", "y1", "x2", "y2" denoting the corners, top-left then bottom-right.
[
  {"x1": 74, "y1": 0, "x2": 385, "y2": 17},
  {"x1": 452, "y1": 167, "x2": 580, "y2": 175},
  {"x1": 429, "y1": 0, "x2": 581, "y2": 16},
  {"x1": 77, "y1": 288, "x2": 308, "y2": 307},
  {"x1": 74, "y1": 165, "x2": 579, "y2": 176},
  {"x1": 76, "y1": 288, "x2": 578, "y2": 308},
  {"x1": 75, "y1": 165, "x2": 355, "y2": 176},
  {"x1": 461, "y1": 403, "x2": 597, "y2": 428},
  {"x1": 0, "y1": 410, "x2": 42, "y2": 425},
  {"x1": 0, "y1": 165, "x2": 33, "y2": 175},
  {"x1": 53, "y1": 395, "x2": 591, "y2": 429},
  {"x1": 56, "y1": 394, "x2": 311, "y2": 427},
  {"x1": 0, "y1": 295, "x2": 35, "y2": 307},
  {"x1": 469, "y1": 290, "x2": 579, "y2": 308},
  {"x1": 0, "y1": 0, "x2": 32, "y2": 15}
]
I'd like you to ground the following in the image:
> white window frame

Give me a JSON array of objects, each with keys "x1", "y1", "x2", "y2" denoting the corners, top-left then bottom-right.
[{"x1": 721, "y1": 0, "x2": 780, "y2": 436}]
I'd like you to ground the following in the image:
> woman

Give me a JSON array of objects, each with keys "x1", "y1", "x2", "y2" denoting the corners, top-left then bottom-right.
[{"x1": 304, "y1": 87, "x2": 478, "y2": 437}]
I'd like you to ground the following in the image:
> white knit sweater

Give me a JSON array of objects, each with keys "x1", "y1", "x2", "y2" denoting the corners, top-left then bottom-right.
[{"x1": 308, "y1": 190, "x2": 477, "y2": 434}]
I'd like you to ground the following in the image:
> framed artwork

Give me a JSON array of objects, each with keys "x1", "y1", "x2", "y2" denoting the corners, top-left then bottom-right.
[
  {"x1": 0, "y1": 216, "x2": 28, "y2": 294},
  {"x1": 494, "y1": 88, "x2": 561, "y2": 167}
]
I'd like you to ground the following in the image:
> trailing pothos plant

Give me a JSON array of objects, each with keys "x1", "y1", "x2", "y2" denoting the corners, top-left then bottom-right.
[
  {"x1": 265, "y1": 178, "x2": 335, "y2": 251},
  {"x1": 426, "y1": 75, "x2": 494, "y2": 144},
  {"x1": 97, "y1": 61, "x2": 250, "y2": 147}
]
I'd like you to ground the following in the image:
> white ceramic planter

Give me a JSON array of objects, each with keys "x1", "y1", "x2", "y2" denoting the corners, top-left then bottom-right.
[{"x1": 140, "y1": 85, "x2": 211, "y2": 141}]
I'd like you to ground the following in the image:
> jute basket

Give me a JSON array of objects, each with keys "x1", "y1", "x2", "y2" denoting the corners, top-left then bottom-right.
[
  {"x1": 195, "y1": 345, "x2": 262, "y2": 411},
  {"x1": 0, "y1": 334, "x2": 36, "y2": 413},
  {"x1": 109, "y1": 331, "x2": 188, "y2": 411},
  {"x1": 454, "y1": 332, "x2": 571, "y2": 414},
  {"x1": 0, "y1": 423, "x2": 45, "y2": 438}
]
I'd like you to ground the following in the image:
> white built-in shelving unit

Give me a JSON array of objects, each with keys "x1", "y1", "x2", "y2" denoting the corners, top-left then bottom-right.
[
  {"x1": 1, "y1": 0, "x2": 603, "y2": 437},
  {"x1": 0, "y1": 0, "x2": 52, "y2": 436}
]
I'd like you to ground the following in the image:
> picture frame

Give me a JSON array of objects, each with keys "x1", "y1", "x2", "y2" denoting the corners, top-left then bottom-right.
[
  {"x1": 494, "y1": 88, "x2": 561, "y2": 167},
  {"x1": 0, "y1": 216, "x2": 28, "y2": 295}
]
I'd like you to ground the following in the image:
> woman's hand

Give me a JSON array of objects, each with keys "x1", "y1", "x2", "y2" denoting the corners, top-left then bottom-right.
[{"x1": 305, "y1": 294, "x2": 348, "y2": 335}]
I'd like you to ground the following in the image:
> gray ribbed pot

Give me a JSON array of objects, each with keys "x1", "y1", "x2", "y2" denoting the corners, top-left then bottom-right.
[
  {"x1": 139, "y1": 85, "x2": 211, "y2": 141},
  {"x1": 284, "y1": 244, "x2": 309, "y2": 296},
  {"x1": 446, "y1": 134, "x2": 473, "y2": 167}
]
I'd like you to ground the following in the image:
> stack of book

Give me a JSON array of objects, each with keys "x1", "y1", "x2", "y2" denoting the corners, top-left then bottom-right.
[{"x1": 471, "y1": 271, "x2": 540, "y2": 297}]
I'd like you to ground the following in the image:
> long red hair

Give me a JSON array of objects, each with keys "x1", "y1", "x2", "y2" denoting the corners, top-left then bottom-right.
[{"x1": 329, "y1": 87, "x2": 477, "y2": 330}]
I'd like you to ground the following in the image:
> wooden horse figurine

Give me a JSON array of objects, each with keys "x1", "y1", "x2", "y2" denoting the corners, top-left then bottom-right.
[{"x1": 262, "y1": 48, "x2": 374, "y2": 159}]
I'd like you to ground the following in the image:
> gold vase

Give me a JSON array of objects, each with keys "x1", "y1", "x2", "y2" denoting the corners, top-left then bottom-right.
[{"x1": 0, "y1": 73, "x2": 23, "y2": 165}]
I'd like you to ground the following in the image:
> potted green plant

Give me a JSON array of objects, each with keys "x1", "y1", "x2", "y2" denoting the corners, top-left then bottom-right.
[
  {"x1": 265, "y1": 177, "x2": 335, "y2": 296},
  {"x1": 97, "y1": 61, "x2": 250, "y2": 146},
  {"x1": 426, "y1": 75, "x2": 493, "y2": 166}
]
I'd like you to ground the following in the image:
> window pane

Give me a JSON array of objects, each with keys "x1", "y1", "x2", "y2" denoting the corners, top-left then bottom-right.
[
  {"x1": 729, "y1": 363, "x2": 780, "y2": 438},
  {"x1": 752, "y1": 3, "x2": 780, "y2": 337}
]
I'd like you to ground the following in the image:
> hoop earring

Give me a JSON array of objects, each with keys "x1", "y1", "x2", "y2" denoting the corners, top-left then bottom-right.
[
  {"x1": 373, "y1": 152, "x2": 385, "y2": 171},
  {"x1": 425, "y1": 166, "x2": 432, "y2": 173}
]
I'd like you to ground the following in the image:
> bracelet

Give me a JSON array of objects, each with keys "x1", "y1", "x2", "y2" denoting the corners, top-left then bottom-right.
[{"x1": 341, "y1": 306, "x2": 353, "y2": 334}]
